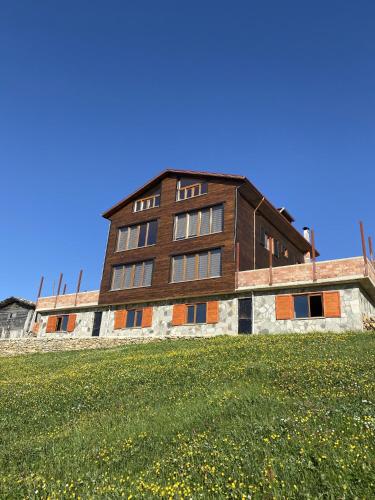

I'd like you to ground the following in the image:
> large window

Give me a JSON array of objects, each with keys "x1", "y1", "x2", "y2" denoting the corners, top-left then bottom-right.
[
  {"x1": 176, "y1": 178, "x2": 208, "y2": 201},
  {"x1": 174, "y1": 204, "x2": 223, "y2": 240},
  {"x1": 126, "y1": 309, "x2": 143, "y2": 328},
  {"x1": 171, "y1": 248, "x2": 222, "y2": 282},
  {"x1": 134, "y1": 189, "x2": 161, "y2": 212},
  {"x1": 294, "y1": 294, "x2": 323, "y2": 319},
  {"x1": 111, "y1": 260, "x2": 154, "y2": 290},
  {"x1": 187, "y1": 303, "x2": 207, "y2": 324},
  {"x1": 117, "y1": 220, "x2": 158, "y2": 252}
]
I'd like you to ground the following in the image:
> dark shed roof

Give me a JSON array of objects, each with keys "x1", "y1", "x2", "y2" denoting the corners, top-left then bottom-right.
[{"x1": 0, "y1": 297, "x2": 35, "y2": 309}]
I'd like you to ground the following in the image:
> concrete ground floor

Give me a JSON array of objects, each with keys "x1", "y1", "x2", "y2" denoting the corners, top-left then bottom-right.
[{"x1": 32, "y1": 281, "x2": 375, "y2": 339}]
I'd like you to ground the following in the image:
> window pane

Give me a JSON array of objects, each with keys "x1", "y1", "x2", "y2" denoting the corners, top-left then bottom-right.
[
  {"x1": 175, "y1": 213, "x2": 187, "y2": 240},
  {"x1": 196, "y1": 303, "x2": 207, "y2": 323},
  {"x1": 135, "y1": 310, "x2": 143, "y2": 327},
  {"x1": 201, "y1": 182, "x2": 208, "y2": 194},
  {"x1": 147, "y1": 220, "x2": 158, "y2": 245},
  {"x1": 124, "y1": 265, "x2": 132, "y2": 289},
  {"x1": 154, "y1": 195, "x2": 160, "y2": 207},
  {"x1": 143, "y1": 261, "x2": 153, "y2": 286},
  {"x1": 117, "y1": 228, "x2": 128, "y2": 251},
  {"x1": 133, "y1": 263, "x2": 143, "y2": 287},
  {"x1": 187, "y1": 305, "x2": 195, "y2": 324},
  {"x1": 188, "y1": 211, "x2": 198, "y2": 237},
  {"x1": 173, "y1": 256, "x2": 184, "y2": 282},
  {"x1": 211, "y1": 205, "x2": 223, "y2": 233},
  {"x1": 200, "y1": 208, "x2": 210, "y2": 235},
  {"x1": 138, "y1": 223, "x2": 147, "y2": 247},
  {"x1": 198, "y1": 252, "x2": 208, "y2": 279},
  {"x1": 178, "y1": 189, "x2": 185, "y2": 200},
  {"x1": 179, "y1": 177, "x2": 196, "y2": 188},
  {"x1": 185, "y1": 254, "x2": 196, "y2": 281},
  {"x1": 294, "y1": 295, "x2": 309, "y2": 318},
  {"x1": 309, "y1": 295, "x2": 323, "y2": 317},
  {"x1": 209, "y1": 249, "x2": 222, "y2": 277},
  {"x1": 112, "y1": 266, "x2": 123, "y2": 290},
  {"x1": 126, "y1": 310, "x2": 135, "y2": 328},
  {"x1": 128, "y1": 226, "x2": 139, "y2": 249},
  {"x1": 62, "y1": 315, "x2": 69, "y2": 331}
]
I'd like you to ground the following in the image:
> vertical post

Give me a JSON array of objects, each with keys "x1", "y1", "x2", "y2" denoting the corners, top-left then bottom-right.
[
  {"x1": 311, "y1": 228, "x2": 317, "y2": 282},
  {"x1": 37, "y1": 276, "x2": 44, "y2": 300},
  {"x1": 63, "y1": 284, "x2": 67, "y2": 295},
  {"x1": 74, "y1": 269, "x2": 83, "y2": 306},
  {"x1": 368, "y1": 236, "x2": 374, "y2": 264},
  {"x1": 54, "y1": 273, "x2": 63, "y2": 309},
  {"x1": 359, "y1": 221, "x2": 368, "y2": 276},
  {"x1": 52, "y1": 280, "x2": 56, "y2": 296},
  {"x1": 268, "y1": 236, "x2": 273, "y2": 286}
]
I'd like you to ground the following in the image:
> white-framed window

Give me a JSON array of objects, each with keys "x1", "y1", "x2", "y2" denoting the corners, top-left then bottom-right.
[
  {"x1": 174, "y1": 204, "x2": 224, "y2": 240},
  {"x1": 111, "y1": 260, "x2": 154, "y2": 290},
  {"x1": 171, "y1": 248, "x2": 222, "y2": 282},
  {"x1": 117, "y1": 220, "x2": 158, "y2": 252},
  {"x1": 176, "y1": 178, "x2": 208, "y2": 201},
  {"x1": 260, "y1": 226, "x2": 271, "y2": 250},
  {"x1": 133, "y1": 190, "x2": 161, "y2": 212}
]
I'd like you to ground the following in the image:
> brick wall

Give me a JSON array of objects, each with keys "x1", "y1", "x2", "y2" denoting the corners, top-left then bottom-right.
[
  {"x1": 36, "y1": 291, "x2": 99, "y2": 311},
  {"x1": 237, "y1": 257, "x2": 366, "y2": 288}
]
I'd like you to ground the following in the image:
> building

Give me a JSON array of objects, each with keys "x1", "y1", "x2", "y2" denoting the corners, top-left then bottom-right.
[
  {"x1": 0, "y1": 297, "x2": 35, "y2": 339},
  {"x1": 33, "y1": 169, "x2": 375, "y2": 337}
]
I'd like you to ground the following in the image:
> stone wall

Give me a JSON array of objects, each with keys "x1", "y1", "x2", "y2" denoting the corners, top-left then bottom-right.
[
  {"x1": 359, "y1": 289, "x2": 375, "y2": 318},
  {"x1": 253, "y1": 284, "x2": 363, "y2": 334},
  {"x1": 36, "y1": 296, "x2": 238, "y2": 338}
]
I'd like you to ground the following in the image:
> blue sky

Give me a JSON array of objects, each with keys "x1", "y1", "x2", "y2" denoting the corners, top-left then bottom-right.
[{"x1": 0, "y1": 1, "x2": 374, "y2": 300}]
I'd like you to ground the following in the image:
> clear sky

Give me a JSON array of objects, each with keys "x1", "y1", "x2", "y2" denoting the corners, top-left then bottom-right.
[{"x1": 1, "y1": 1, "x2": 374, "y2": 301}]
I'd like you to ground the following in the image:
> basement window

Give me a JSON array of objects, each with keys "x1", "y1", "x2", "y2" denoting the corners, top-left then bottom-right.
[
  {"x1": 126, "y1": 309, "x2": 143, "y2": 328},
  {"x1": 56, "y1": 315, "x2": 69, "y2": 331},
  {"x1": 294, "y1": 294, "x2": 323, "y2": 319},
  {"x1": 187, "y1": 303, "x2": 207, "y2": 324}
]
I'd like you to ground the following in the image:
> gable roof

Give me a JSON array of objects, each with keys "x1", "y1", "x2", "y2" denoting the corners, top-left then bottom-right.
[
  {"x1": 0, "y1": 297, "x2": 35, "y2": 309},
  {"x1": 102, "y1": 169, "x2": 245, "y2": 219},
  {"x1": 102, "y1": 168, "x2": 317, "y2": 255}
]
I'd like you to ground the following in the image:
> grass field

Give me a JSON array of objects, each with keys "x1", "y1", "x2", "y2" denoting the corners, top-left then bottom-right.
[{"x1": 0, "y1": 332, "x2": 374, "y2": 498}]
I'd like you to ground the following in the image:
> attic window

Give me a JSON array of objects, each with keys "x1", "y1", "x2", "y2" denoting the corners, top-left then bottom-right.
[
  {"x1": 134, "y1": 189, "x2": 160, "y2": 212},
  {"x1": 176, "y1": 178, "x2": 208, "y2": 201}
]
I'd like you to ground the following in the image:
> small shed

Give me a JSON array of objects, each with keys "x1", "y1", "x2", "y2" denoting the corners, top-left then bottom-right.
[{"x1": 0, "y1": 297, "x2": 35, "y2": 339}]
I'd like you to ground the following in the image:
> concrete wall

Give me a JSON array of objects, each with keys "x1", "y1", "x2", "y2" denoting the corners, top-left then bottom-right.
[
  {"x1": 252, "y1": 283, "x2": 363, "y2": 334},
  {"x1": 0, "y1": 303, "x2": 34, "y2": 339},
  {"x1": 359, "y1": 289, "x2": 375, "y2": 318}
]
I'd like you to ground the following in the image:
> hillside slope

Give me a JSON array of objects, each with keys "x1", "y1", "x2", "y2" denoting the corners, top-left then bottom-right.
[{"x1": 1, "y1": 332, "x2": 374, "y2": 498}]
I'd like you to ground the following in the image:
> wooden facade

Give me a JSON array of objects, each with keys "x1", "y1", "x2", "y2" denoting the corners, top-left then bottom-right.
[{"x1": 98, "y1": 170, "x2": 313, "y2": 306}]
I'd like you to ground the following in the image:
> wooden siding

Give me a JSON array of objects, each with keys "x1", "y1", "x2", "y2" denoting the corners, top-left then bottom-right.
[{"x1": 99, "y1": 175, "x2": 239, "y2": 305}]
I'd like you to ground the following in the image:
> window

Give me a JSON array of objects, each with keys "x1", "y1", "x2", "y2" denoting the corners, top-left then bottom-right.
[
  {"x1": 273, "y1": 239, "x2": 280, "y2": 258},
  {"x1": 294, "y1": 294, "x2": 323, "y2": 319},
  {"x1": 281, "y1": 241, "x2": 289, "y2": 258},
  {"x1": 126, "y1": 309, "x2": 143, "y2": 328},
  {"x1": 171, "y1": 248, "x2": 222, "y2": 282},
  {"x1": 134, "y1": 190, "x2": 161, "y2": 212},
  {"x1": 56, "y1": 315, "x2": 69, "y2": 332},
  {"x1": 117, "y1": 220, "x2": 158, "y2": 251},
  {"x1": 111, "y1": 260, "x2": 154, "y2": 290},
  {"x1": 260, "y1": 226, "x2": 270, "y2": 250},
  {"x1": 174, "y1": 204, "x2": 224, "y2": 240},
  {"x1": 176, "y1": 178, "x2": 208, "y2": 201},
  {"x1": 186, "y1": 303, "x2": 207, "y2": 324}
]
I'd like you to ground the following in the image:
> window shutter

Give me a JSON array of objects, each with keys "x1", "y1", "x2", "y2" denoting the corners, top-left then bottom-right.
[
  {"x1": 172, "y1": 304, "x2": 186, "y2": 326},
  {"x1": 200, "y1": 208, "x2": 210, "y2": 235},
  {"x1": 207, "y1": 301, "x2": 219, "y2": 324},
  {"x1": 114, "y1": 310, "x2": 127, "y2": 329},
  {"x1": 185, "y1": 254, "x2": 196, "y2": 280},
  {"x1": 67, "y1": 314, "x2": 77, "y2": 332},
  {"x1": 142, "y1": 307, "x2": 153, "y2": 328},
  {"x1": 46, "y1": 316, "x2": 57, "y2": 333},
  {"x1": 112, "y1": 266, "x2": 124, "y2": 290},
  {"x1": 143, "y1": 261, "x2": 153, "y2": 286},
  {"x1": 124, "y1": 265, "x2": 132, "y2": 289},
  {"x1": 188, "y1": 211, "x2": 198, "y2": 237},
  {"x1": 175, "y1": 214, "x2": 187, "y2": 240},
  {"x1": 172, "y1": 256, "x2": 184, "y2": 282},
  {"x1": 211, "y1": 205, "x2": 223, "y2": 233},
  {"x1": 198, "y1": 252, "x2": 208, "y2": 279},
  {"x1": 128, "y1": 226, "x2": 139, "y2": 249},
  {"x1": 209, "y1": 249, "x2": 222, "y2": 277},
  {"x1": 133, "y1": 263, "x2": 143, "y2": 287},
  {"x1": 275, "y1": 295, "x2": 294, "y2": 320},
  {"x1": 117, "y1": 227, "x2": 128, "y2": 252},
  {"x1": 323, "y1": 291, "x2": 341, "y2": 318}
]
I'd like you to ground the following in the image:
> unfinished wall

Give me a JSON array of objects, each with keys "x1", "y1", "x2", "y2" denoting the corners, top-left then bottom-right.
[
  {"x1": 253, "y1": 284, "x2": 363, "y2": 334},
  {"x1": 0, "y1": 303, "x2": 34, "y2": 339},
  {"x1": 359, "y1": 289, "x2": 375, "y2": 318}
]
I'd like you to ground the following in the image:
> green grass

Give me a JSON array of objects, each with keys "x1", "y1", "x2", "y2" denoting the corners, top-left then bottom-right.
[{"x1": 0, "y1": 332, "x2": 374, "y2": 498}]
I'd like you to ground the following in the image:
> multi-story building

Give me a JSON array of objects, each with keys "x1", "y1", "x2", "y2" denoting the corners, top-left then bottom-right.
[{"x1": 32, "y1": 169, "x2": 375, "y2": 337}]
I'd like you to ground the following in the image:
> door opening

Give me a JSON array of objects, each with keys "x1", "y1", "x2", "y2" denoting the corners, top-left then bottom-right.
[
  {"x1": 238, "y1": 298, "x2": 252, "y2": 334},
  {"x1": 92, "y1": 312, "x2": 102, "y2": 337}
]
